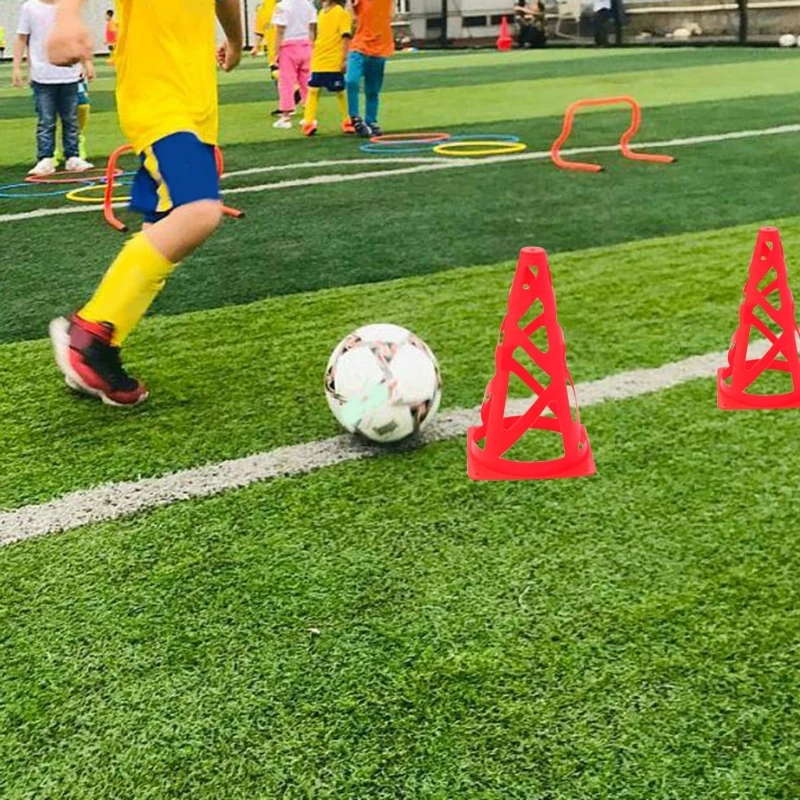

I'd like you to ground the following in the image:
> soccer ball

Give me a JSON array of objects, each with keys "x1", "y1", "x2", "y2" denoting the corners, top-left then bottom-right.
[
  {"x1": 779, "y1": 33, "x2": 797, "y2": 47},
  {"x1": 324, "y1": 323, "x2": 442, "y2": 443}
]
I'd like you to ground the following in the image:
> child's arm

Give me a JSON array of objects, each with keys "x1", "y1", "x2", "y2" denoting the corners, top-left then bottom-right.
[
  {"x1": 11, "y1": 35, "x2": 28, "y2": 88},
  {"x1": 273, "y1": 24, "x2": 285, "y2": 55},
  {"x1": 216, "y1": 0, "x2": 243, "y2": 71},
  {"x1": 82, "y1": 56, "x2": 94, "y2": 81},
  {"x1": 340, "y1": 31, "x2": 351, "y2": 71}
]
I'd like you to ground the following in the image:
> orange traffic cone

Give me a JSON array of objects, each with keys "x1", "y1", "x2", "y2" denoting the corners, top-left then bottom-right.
[
  {"x1": 467, "y1": 247, "x2": 595, "y2": 480},
  {"x1": 497, "y1": 15, "x2": 513, "y2": 51},
  {"x1": 718, "y1": 227, "x2": 800, "y2": 409}
]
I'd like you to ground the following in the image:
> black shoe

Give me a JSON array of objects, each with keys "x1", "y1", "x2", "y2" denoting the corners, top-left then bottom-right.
[
  {"x1": 369, "y1": 123, "x2": 384, "y2": 137},
  {"x1": 351, "y1": 116, "x2": 373, "y2": 138}
]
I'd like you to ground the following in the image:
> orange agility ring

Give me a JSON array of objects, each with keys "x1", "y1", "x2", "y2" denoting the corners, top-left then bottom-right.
[
  {"x1": 550, "y1": 95, "x2": 675, "y2": 173},
  {"x1": 103, "y1": 143, "x2": 244, "y2": 232},
  {"x1": 370, "y1": 132, "x2": 450, "y2": 144}
]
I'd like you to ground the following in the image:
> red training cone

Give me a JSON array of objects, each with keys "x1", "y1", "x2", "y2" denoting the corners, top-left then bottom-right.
[
  {"x1": 718, "y1": 227, "x2": 800, "y2": 410},
  {"x1": 467, "y1": 247, "x2": 595, "y2": 481},
  {"x1": 497, "y1": 15, "x2": 513, "y2": 51}
]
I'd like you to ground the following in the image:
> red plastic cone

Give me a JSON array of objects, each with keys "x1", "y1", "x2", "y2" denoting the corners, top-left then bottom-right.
[
  {"x1": 497, "y1": 15, "x2": 513, "y2": 51},
  {"x1": 467, "y1": 247, "x2": 595, "y2": 480},
  {"x1": 718, "y1": 227, "x2": 800, "y2": 410}
]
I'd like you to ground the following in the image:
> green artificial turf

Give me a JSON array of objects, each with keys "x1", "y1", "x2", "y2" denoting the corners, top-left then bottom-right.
[
  {"x1": 2, "y1": 47, "x2": 795, "y2": 120},
  {"x1": 3, "y1": 47, "x2": 800, "y2": 800},
  {"x1": 2, "y1": 378, "x2": 800, "y2": 799},
  {"x1": 2, "y1": 53, "x2": 800, "y2": 165},
  {"x1": 4, "y1": 90, "x2": 800, "y2": 345},
  {"x1": 1, "y1": 217, "x2": 796, "y2": 510}
]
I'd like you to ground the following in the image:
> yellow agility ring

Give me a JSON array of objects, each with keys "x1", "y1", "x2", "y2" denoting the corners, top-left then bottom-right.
[
  {"x1": 433, "y1": 141, "x2": 528, "y2": 158},
  {"x1": 66, "y1": 183, "x2": 131, "y2": 204}
]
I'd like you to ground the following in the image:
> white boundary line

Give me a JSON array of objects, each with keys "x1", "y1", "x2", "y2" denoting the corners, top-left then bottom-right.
[
  {"x1": 0, "y1": 343, "x2": 765, "y2": 547},
  {"x1": 2, "y1": 124, "x2": 800, "y2": 225}
]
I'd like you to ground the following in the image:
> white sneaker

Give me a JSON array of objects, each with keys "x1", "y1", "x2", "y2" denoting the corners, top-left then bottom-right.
[
  {"x1": 65, "y1": 156, "x2": 94, "y2": 172},
  {"x1": 28, "y1": 157, "x2": 57, "y2": 176},
  {"x1": 272, "y1": 117, "x2": 292, "y2": 130}
]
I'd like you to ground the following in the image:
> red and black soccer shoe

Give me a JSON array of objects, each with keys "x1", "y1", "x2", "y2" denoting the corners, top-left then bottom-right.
[{"x1": 49, "y1": 315, "x2": 149, "y2": 407}]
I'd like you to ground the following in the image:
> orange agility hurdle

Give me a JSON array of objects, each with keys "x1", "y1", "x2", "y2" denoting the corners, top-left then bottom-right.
[
  {"x1": 550, "y1": 95, "x2": 675, "y2": 173},
  {"x1": 103, "y1": 143, "x2": 244, "y2": 232}
]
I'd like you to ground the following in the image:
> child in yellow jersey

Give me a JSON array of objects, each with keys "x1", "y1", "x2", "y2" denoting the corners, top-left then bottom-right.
[
  {"x1": 46, "y1": 0, "x2": 243, "y2": 407},
  {"x1": 252, "y1": 0, "x2": 278, "y2": 77},
  {"x1": 302, "y1": 0, "x2": 353, "y2": 137}
]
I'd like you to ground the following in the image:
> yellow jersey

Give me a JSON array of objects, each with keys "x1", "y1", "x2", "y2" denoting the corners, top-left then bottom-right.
[
  {"x1": 115, "y1": 0, "x2": 218, "y2": 153},
  {"x1": 255, "y1": 0, "x2": 279, "y2": 60},
  {"x1": 311, "y1": 5, "x2": 352, "y2": 73}
]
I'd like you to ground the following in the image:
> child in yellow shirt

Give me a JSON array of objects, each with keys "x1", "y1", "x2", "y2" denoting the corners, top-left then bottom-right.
[
  {"x1": 47, "y1": 0, "x2": 242, "y2": 407},
  {"x1": 302, "y1": 0, "x2": 353, "y2": 136}
]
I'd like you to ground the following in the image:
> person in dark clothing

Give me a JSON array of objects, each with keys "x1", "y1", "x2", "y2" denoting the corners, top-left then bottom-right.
[
  {"x1": 514, "y1": 1, "x2": 547, "y2": 48},
  {"x1": 593, "y1": 0, "x2": 624, "y2": 46}
]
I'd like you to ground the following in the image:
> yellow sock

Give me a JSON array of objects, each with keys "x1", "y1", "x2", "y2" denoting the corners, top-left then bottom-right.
[
  {"x1": 304, "y1": 88, "x2": 320, "y2": 124},
  {"x1": 336, "y1": 91, "x2": 348, "y2": 123},
  {"x1": 78, "y1": 103, "x2": 90, "y2": 134},
  {"x1": 80, "y1": 233, "x2": 176, "y2": 345}
]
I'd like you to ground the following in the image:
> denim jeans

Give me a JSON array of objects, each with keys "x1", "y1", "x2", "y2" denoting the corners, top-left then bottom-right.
[
  {"x1": 32, "y1": 81, "x2": 79, "y2": 160},
  {"x1": 345, "y1": 51, "x2": 386, "y2": 126}
]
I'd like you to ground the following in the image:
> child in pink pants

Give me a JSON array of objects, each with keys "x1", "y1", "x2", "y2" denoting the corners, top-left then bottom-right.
[{"x1": 272, "y1": 0, "x2": 316, "y2": 129}]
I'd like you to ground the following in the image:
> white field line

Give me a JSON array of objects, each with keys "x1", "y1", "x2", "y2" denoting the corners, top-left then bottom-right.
[
  {"x1": 1, "y1": 123, "x2": 799, "y2": 225},
  {"x1": 0, "y1": 342, "x2": 765, "y2": 547},
  {"x1": 222, "y1": 156, "x2": 443, "y2": 179}
]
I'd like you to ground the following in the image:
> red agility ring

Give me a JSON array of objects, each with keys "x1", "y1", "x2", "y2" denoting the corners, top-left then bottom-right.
[
  {"x1": 369, "y1": 132, "x2": 450, "y2": 145},
  {"x1": 25, "y1": 167, "x2": 123, "y2": 184}
]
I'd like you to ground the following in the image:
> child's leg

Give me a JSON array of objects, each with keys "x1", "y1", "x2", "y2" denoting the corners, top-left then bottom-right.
[
  {"x1": 296, "y1": 43, "x2": 311, "y2": 105},
  {"x1": 80, "y1": 134, "x2": 222, "y2": 345},
  {"x1": 57, "y1": 82, "x2": 80, "y2": 159},
  {"x1": 54, "y1": 120, "x2": 64, "y2": 165},
  {"x1": 335, "y1": 91, "x2": 349, "y2": 123},
  {"x1": 32, "y1": 83, "x2": 57, "y2": 159},
  {"x1": 304, "y1": 87, "x2": 320, "y2": 124},
  {"x1": 78, "y1": 104, "x2": 90, "y2": 160},
  {"x1": 363, "y1": 56, "x2": 386, "y2": 127},
  {"x1": 345, "y1": 51, "x2": 365, "y2": 119},
  {"x1": 277, "y1": 44, "x2": 299, "y2": 112}
]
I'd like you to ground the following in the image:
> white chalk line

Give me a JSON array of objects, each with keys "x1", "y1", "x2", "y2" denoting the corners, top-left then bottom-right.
[
  {"x1": 1, "y1": 123, "x2": 799, "y2": 225},
  {"x1": 0, "y1": 342, "x2": 765, "y2": 547}
]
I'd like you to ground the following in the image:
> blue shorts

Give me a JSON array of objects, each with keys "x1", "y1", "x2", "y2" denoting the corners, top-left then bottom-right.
[
  {"x1": 130, "y1": 132, "x2": 220, "y2": 223},
  {"x1": 308, "y1": 72, "x2": 345, "y2": 92}
]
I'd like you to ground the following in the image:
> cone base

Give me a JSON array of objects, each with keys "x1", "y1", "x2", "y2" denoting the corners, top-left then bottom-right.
[
  {"x1": 466, "y1": 418, "x2": 596, "y2": 481},
  {"x1": 717, "y1": 362, "x2": 800, "y2": 410}
]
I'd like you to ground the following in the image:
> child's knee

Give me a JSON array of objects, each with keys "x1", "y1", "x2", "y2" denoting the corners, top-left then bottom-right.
[{"x1": 189, "y1": 199, "x2": 224, "y2": 238}]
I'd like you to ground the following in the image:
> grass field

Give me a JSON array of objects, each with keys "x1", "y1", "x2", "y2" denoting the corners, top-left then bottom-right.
[{"x1": 2, "y1": 48, "x2": 800, "y2": 799}]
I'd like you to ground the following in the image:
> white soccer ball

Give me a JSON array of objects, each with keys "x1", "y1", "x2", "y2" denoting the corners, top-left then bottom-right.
[
  {"x1": 779, "y1": 33, "x2": 797, "y2": 47},
  {"x1": 324, "y1": 323, "x2": 442, "y2": 443}
]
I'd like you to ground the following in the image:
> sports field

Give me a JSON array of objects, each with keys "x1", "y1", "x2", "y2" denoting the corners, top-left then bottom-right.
[{"x1": 3, "y1": 47, "x2": 800, "y2": 798}]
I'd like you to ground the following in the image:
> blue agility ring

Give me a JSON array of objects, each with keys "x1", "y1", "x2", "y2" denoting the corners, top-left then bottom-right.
[
  {"x1": 360, "y1": 142, "x2": 439, "y2": 155},
  {"x1": 0, "y1": 182, "x2": 79, "y2": 198}
]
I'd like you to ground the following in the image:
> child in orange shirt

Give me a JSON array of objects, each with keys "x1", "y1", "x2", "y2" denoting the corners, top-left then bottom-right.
[
  {"x1": 344, "y1": 0, "x2": 393, "y2": 137},
  {"x1": 104, "y1": 8, "x2": 118, "y2": 58}
]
